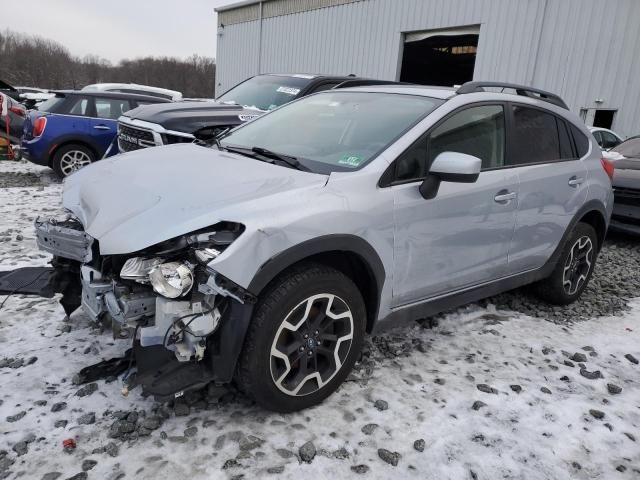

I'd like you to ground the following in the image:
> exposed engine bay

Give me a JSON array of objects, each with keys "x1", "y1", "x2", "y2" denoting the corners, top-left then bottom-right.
[{"x1": 31, "y1": 215, "x2": 255, "y2": 399}]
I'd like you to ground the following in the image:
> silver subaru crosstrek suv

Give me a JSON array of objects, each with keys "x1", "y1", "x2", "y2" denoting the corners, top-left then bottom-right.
[{"x1": 35, "y1": 81, "x2": 613, "y2": 412}]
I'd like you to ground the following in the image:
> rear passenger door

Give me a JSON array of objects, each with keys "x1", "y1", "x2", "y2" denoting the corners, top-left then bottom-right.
[
  {"x1": 90, "y1": 97, "x2": 132, "y2": 156},
  {"x1": 507, "y1": 104, "x2": 588, "y2": 273}
]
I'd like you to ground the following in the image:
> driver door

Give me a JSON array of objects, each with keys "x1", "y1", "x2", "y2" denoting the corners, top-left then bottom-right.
[{"x1": 389, "y1": 104, "x2": 519, "y2": 306}]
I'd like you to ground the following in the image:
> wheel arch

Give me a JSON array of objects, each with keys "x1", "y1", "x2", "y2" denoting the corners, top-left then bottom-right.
[
  {"x1": 247, "y1": 235, "x2": 386, "y2": 334},
  {"x1": 48, "y1": 138, "x2": 100, "y2": 167},
  {"x1": 578, "y1": 208, "x2": 607, "y2": 251}
]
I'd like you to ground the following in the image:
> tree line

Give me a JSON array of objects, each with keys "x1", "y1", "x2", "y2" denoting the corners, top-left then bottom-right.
[{"x1": 0, "y1": 30, "x2": 216, "y2": 98}]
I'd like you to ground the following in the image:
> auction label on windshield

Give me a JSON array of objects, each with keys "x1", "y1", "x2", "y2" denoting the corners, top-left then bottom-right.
[
  {"x1": 277, "y1": 86, "x2": 301, "y2": 95},
  {"x1": 338, "y1": 154, "x2": 364, "y2": 167}
]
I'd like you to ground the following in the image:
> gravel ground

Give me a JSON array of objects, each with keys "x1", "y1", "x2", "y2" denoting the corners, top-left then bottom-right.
[
  {"x1": 487, "y1": 231, "x2": 640, "y2": 323},
  {"x1": 1, "y1": 160, "x2": 639, "y2": 479}
]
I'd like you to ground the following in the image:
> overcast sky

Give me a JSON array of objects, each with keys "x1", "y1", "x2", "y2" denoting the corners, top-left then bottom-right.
[{"x1": 1, "y1": 0, "x2": 233, "y2": 63}]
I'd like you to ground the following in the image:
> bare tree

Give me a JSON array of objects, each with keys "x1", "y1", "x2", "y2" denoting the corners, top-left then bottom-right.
[{"x1": 0, "y1": 30, "x2": 216, "y2": 97}]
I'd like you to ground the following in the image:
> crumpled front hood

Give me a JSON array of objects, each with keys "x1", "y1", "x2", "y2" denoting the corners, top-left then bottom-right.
[{"x1": 63, "y1": 144, "x2": 327, "y2": 254}]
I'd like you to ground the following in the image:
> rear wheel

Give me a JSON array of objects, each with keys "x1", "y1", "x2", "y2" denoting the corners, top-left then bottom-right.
[
  {"x1": 534, "y1": 222, "x2": 598, "y2": 305},
  {"x1": 235, "y1": 263, "x2": 366, "y2": 412},
  {"x1": 52, "y1": 144, "x2": 95, "y2": 177}
]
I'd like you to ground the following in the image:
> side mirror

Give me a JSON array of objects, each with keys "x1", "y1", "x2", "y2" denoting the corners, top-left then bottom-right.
[{"x1": 419, "y1": 151, "x2": 482, "y2": 199}]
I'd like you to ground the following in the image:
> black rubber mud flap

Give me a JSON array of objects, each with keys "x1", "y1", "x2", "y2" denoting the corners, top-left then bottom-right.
[
  {"x1": 0, "y1": 267, "x2": 56, "y2": 297},
  {"x1": 134, "y1": 343, "x2": 214, "y2": 401}
]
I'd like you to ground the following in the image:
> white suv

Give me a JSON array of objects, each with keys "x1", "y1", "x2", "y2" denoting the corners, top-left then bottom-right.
[{"x1": 34, "y1": 81, "x2": 614, "y2": 412}]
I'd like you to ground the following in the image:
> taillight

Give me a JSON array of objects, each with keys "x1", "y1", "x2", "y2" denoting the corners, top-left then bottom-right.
[
  {"x1": 9, "y1": 105, "x2": 26, "y2": 117},
  {"x1": 601, "y1": 157, "x2": 615, "y2": 181},
  {"x1": 33, "y1": 117, "x2": 47, "y2": 137}
]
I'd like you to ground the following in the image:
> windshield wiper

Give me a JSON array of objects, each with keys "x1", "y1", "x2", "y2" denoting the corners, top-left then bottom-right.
[
  {"x1": 251, "y1": 147, "x2": 310, "y2": 172},
  {"x1": 221, "y1": 145, "x2": 279, "y2": 167}
]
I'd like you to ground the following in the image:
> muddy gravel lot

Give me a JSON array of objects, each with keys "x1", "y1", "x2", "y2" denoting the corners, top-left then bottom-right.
[{"x1": 1, "y1": 160, "x2": 639, "y2": 480}]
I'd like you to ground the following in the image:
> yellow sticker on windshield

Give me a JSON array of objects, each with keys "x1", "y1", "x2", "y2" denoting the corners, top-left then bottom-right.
[{"x1": 338, "y1": 155, "x2": 363, "y2": 167}]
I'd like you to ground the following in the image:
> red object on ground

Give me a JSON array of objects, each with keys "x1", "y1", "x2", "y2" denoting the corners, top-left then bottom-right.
[{"x1": 62, "y1": 438, "x2": 76, "y2": 450}]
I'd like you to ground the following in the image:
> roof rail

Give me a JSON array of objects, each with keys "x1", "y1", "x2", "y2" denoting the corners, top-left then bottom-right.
[
  {"x1": 334, "y1": 79, "x2": 403, "y2": 89},
  {"x1": 456, "y1": 81, "x2": 569, "y2": 110}
]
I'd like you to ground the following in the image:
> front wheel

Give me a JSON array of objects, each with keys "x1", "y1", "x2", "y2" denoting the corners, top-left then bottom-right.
[
  {"x1": 534, "y1": 222, "x2": 598, "y2": 305},
  {"x1": 235, "y1": 263, "x2": 366, "y2": 412}
]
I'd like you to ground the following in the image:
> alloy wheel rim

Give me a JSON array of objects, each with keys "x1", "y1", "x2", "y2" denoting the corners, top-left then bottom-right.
[
  {"x1": 562, "y1": 236, "x2": 594, "y2": 295},
  {"x1": 59, "y1": 150, "x2": 92, "y2": 176},
  {"x1": 270, "y1": 293, "x2": 354, "y2": 397}
]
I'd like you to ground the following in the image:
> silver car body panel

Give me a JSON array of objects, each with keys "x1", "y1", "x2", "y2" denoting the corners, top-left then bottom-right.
[{"x1": 59, "y1": 86, "x2": 612, "y2": 326}]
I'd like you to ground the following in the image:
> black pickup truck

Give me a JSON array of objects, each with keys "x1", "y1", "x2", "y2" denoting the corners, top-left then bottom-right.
[{"x1": 117, "y1": 73, "x2": 398, "y2": 152}]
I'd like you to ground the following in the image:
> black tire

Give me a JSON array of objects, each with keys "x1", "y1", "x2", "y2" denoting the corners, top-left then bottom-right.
[
  {"x1": 52, "y1": 144, "x2": 95, "y2": 177},
  {"x1": 235, "y1": 262, "x2": 366, "y2": 412},
  {"x1": 534, "y1": 222, "x2": 598, "y2": 305}
]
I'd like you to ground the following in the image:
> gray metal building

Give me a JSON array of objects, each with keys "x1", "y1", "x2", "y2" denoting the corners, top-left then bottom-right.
[{"x1": 215, "y1": 0, "x2": 640, "y2": 137}]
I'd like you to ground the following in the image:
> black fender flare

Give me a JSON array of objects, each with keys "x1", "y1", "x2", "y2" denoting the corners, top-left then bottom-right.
[
  {"x1": 210, "y1": 235, "x2": 386, "y2": 383},
  {"x1": 247, "y1": 234, "x2": 386, "y2": 300},
  {"x1": 539, "y1": 198, "x2": 609, "y2": 278}
]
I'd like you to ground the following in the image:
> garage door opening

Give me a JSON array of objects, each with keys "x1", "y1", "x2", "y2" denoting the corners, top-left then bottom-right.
[
  {"x1": 400, "y1": 27, "x2": 479, "y2": 87},
  {"x1": 580, "y1": 108, "x2": 618, "y2": 129}
]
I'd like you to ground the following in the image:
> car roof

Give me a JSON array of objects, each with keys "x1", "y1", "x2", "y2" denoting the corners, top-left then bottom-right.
[
  {"x1": 327, "y1": 84, "x2": 457, "y2": 100},
  {"x1": 51, "y1": 90, "x2": 172, "y2": 102},
  {"x1": 263, "y1": 73, "x2": 395, "y2": 83},
  {"x1": 589, "y1": 127, "x2": 617, "y2": 134},
  {"x1": 82, "y1": 83, "x2": 181, "y2": 95}
]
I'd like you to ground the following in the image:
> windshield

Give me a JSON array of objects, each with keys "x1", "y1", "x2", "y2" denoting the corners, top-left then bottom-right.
[
  {"x1": 612, "y1": 138, "x2": 640, "y2": 159},
  {"x1": 220, "y1": 91, "x2": 443, "y2": 173},
  {"x1": 35, "y1": 95, "x2": 66, "y2": 112},
  {"x1": 216, "y1": 75, "x2": 312, "y2": 111}
]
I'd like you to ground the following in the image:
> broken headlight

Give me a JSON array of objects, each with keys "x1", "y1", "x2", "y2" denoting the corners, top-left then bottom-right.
[
  {"x1": 149, "y1": 262, "x2": 194, "y2": 299},
  {"x1": 143, "y1": 222, "x2": 245, "y2": 260},
  {"x1": 120, "y1": 257, "x2": 164, "y2": 283}
]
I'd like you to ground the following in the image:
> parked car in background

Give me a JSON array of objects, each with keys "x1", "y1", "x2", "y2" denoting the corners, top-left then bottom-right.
[
  {"x1": 0, "y1": 93, "x2": 27, "y2": 144},
  {"x1": 82, "y1": 83, "x2": 183, "y2": 102},
  {"x1": 15, "y1": 86, "x2": 55, "y2": 108},
  {"x1": 589, "y1": 126, "x2": 623, "y2": 150},
  {"x1": 1, "y1": 81, "x2": 54, "y2": 107},
  {"x1": 1, "y1": 80, "x2": 23, "y2": 103},
  {"x1": 22, "y1": 90, "x2": 170, "y2": 176},
  {"x1": 604, "y1": 136, "x2": 640, "y2": 235},
  {"x1": 34, "y1": 81, "x2": 612, "y2": 412},
  {"x1": 117, "y1": 73, "x2": 400, "y2": 153}
]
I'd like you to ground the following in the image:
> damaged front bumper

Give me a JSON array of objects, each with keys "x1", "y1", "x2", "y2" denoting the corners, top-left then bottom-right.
[{"x1": 26, "y1": 217, "x2": 256, "y2": 399}]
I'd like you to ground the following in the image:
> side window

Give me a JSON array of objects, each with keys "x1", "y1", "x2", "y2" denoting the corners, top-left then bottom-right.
[
  {"x1": 308, "y1": 82, "x2": 341, "y2": 94},
  {"x1": 601, "y1": 131, "x2": 620, "y2": 149},
  {"x1": 557, "y1": 119, "x2": 575, "y2": 159},
  {"x1": 509, "y1": 106, "x2": 560, "y2": 165},
  {"x1": 95, "y1": 97, "x2": 132, "y2": 119},
  {"x1": 393, "y1": 105, "x2": 505, "y2": 182},
  {"x1": 428, "y1": 105, "x2": 505, "y2": 170},
  {"x1": 68, "y1": 97, "x2": 91, "y2": 116},
  {"x1": 570, "y1": 124, "x2": 590, "y2": 157},
  {"x1": 592, "y1": 130, "x2": 604, "y2": 147}
]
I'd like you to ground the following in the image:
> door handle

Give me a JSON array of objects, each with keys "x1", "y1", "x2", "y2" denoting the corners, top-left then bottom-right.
[
  {"x1": 494, "y1": 190, "x2": 517, "y2": 204},
  {"x1": 568, "y1": 176, "x2": 584, "y2": 187},
  {"x1": 93, "y1": 125, "x2": 110, "y2": 130}
]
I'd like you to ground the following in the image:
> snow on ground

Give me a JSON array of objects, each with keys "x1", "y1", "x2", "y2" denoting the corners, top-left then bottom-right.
[{"x1": 0, "y1": 161, "x2": 639, "y2": 480}]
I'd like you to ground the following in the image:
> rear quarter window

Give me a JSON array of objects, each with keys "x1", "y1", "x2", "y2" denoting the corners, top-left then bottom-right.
[{"x1": 570, "y1": 124, "x2": 590, "y2": 157}]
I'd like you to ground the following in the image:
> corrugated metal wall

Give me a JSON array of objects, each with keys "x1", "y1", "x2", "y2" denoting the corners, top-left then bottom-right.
[{"x1": 216, "y1": 0, "x2": 640, "y2": 137}]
